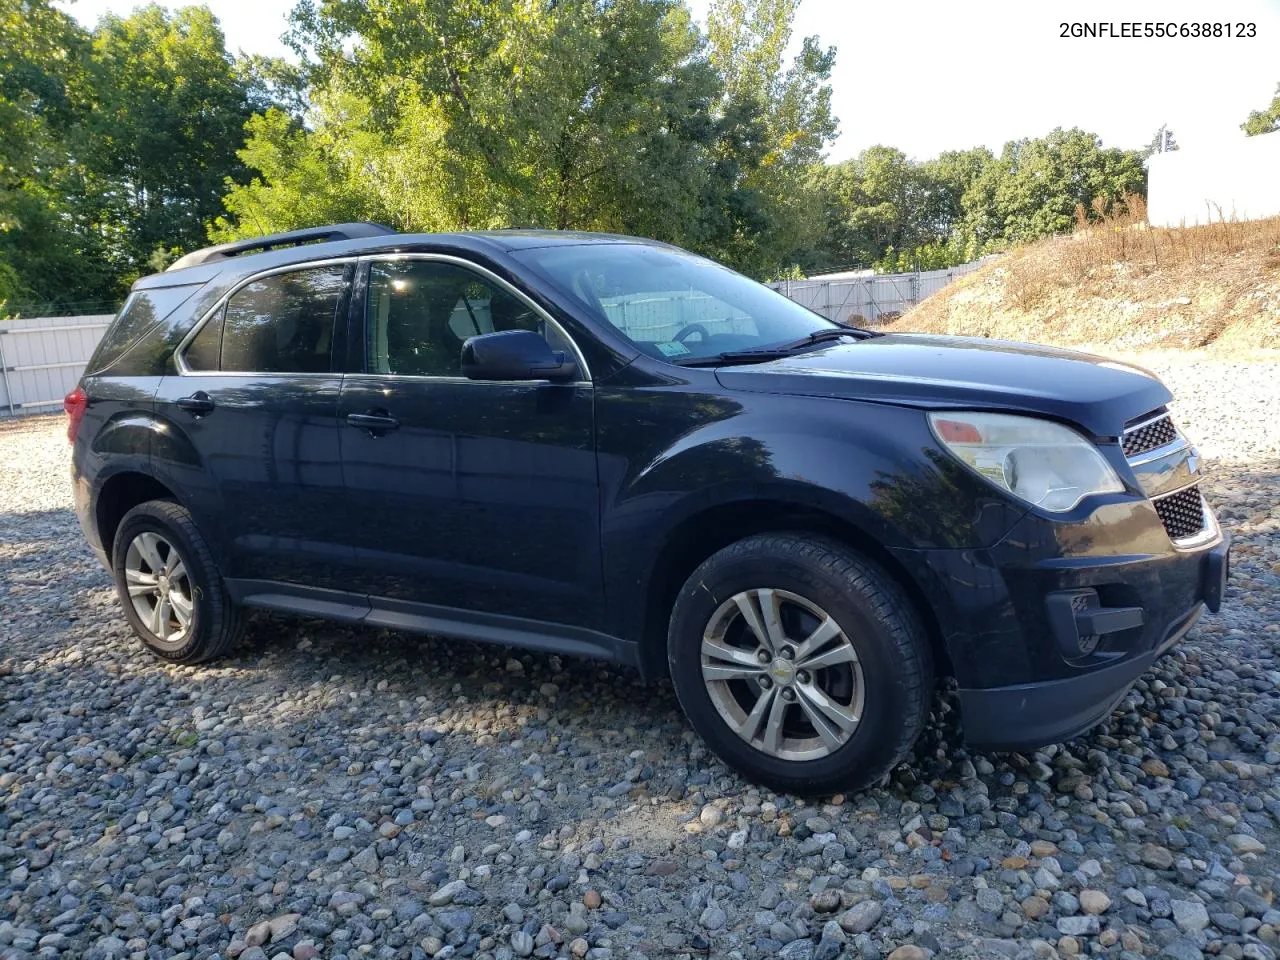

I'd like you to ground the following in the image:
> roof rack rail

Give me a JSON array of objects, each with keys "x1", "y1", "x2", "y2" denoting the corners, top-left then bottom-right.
[{"x1": 166, "y1": 222, "x2": 399, "y2": 271}]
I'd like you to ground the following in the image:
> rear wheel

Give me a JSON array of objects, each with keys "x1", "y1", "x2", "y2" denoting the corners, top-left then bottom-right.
[
  {"x1": 111, "y1": 500, "x2": 243, "y2": 664},
  {"x1": 667, "y1": 533, "x2": 933, "y2": 795}
]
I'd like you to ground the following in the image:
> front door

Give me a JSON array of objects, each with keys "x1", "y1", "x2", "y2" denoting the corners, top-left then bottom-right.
[
  {"x1": 152, "y1": 262, "x2": 353, "y2": 590},
  {"x1": 338, "y1": 255, "x2": 603, "y2": 629}
]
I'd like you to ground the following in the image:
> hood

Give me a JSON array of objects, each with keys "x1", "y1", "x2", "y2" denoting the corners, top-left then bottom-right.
[{"x1": 713, "y1": 333, "x2": 1170, "y2": 437}]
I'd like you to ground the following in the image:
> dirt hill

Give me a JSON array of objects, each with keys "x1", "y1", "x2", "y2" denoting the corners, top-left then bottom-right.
[{"x1": 887, "y1": 212, "x2": 1280, "y2": 354}]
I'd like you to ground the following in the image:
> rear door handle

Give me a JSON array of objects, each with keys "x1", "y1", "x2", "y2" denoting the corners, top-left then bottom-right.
[
  {"x1": 346, "y1": 411, "x2": 400, "y2": 435},
  {"x1": 176, "y1": 392, "x2": 214, "y2": 417}
]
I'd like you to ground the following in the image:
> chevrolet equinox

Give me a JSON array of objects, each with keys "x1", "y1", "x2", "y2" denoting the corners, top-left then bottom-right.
[{"x1": 67, "y1": 223, "x2": 1230, "y2": 794}]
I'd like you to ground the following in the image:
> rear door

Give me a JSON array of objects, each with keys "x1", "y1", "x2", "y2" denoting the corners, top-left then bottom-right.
[
  {"x1": 337, "y1": 254, "x2": 603, "y2": 629},
  {"x1": 152, "y1": 261, "x2": 354, "y2": 591}
]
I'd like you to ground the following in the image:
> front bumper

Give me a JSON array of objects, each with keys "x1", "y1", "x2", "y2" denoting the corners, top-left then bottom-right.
[{"x1": 891, "y1": 498, "x2": 1229, "y2": 751}]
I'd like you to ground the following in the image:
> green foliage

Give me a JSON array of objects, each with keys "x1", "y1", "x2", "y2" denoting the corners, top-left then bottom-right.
[
  {"x1": 802, "y1": 130, "x2": 1145, "y2": 274},
  {"x1": 1, "y1": 0, "x2": 279, "y2": 309},
  {"x1": 0, "y1": 0, "x2": 100, "y2": 307},
  {"x1": 1242, "y1": 82, "x2": 1280, "y2": 136},
  {"x1": 222, "y1": 0, "x2": 724, "y2": 236},
  {"x1": 973, "y1": 128, "x2": 1146, "y2": 244},
  {"x1": 81, "y1": 5, "x2": 263, "y2": 281},
  {"x1": 217, "y1": 0, "x2": 836, "y2": 279},
  {"x1": 3, "y1": 0, "x2": 1165, "y2": 305}
]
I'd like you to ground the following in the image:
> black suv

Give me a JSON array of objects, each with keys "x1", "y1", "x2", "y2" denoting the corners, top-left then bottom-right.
[{"x1": 68, "y1": 223, "x2": 1229, "y2": 794}]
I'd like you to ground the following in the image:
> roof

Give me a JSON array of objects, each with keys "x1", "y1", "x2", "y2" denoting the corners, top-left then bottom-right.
[{"x1": 139, "y1": 224, "x2": 661, "y2": 291}]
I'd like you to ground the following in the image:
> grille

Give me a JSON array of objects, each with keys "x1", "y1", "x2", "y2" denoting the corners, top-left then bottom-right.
[
  {"x1": 1123, "y1": 413, "x2": 1178, "y2": 457},
  {"x1": 1153, "y1": 486, "x2": 1207, "y2": 541}
]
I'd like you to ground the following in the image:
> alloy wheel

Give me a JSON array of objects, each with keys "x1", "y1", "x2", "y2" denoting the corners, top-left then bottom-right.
[
  {"x1": 124, "y1": 531, "x2": 193, "y2": 647},
  {"x1": 700, "y1": 588, "x2": 864, "y2": 761}
]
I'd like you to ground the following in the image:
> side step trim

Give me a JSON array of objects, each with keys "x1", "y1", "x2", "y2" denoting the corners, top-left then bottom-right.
[{"x1": 225, "y1": 578, "x2": 640, "y2": 668}]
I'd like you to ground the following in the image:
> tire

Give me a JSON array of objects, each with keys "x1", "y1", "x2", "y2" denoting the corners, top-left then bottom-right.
[
  {"x1": 667, "y1": 533, "x2": 934, "y2": 795},
  {"x1": 111, "y1": 499, "x2": 243, "y2": 664}
]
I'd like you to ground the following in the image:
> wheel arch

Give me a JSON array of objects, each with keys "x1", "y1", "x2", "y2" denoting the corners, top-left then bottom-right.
[
  {"x1": 95, "y1": 471, "x2": 181, "y2": 564},
  {"x1": 638, "y1": 499, "x2": 954, "y2": 684}
]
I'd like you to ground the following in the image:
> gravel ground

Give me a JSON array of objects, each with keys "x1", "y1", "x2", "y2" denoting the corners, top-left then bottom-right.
[{"x1": 2, "y1": 354, "x2": 1279, "y2": 960}]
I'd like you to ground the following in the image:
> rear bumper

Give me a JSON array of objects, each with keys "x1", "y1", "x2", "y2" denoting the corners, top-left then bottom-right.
[{"x1": 890, "y1": 501, "x2": 1230, "y2": 751}]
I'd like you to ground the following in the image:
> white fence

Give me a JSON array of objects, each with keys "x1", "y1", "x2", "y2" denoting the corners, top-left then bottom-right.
[
  {"x1": 769, "y1": 259, "x2": 991, "y2": 325},
  {"x1": 1147, "y1": 132, "x2": 1280, "y2": 227},
  {"x1": 0, "y1": 315, "x2": 113, "y2": 416}
]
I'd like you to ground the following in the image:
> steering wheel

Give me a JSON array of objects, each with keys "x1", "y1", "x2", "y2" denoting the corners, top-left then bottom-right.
[{"x1": 673, "y1": 323, "x2": 710, "y2": 344}]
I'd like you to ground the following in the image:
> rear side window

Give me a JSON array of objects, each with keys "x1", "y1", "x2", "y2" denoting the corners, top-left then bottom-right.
[
  {"x1": 86, "y1": 284, "x2": 203, "y2": 374},
  {"x1": 219, "y1": 265, "x2": 349, "y2": 373},
  {"x1": 183, "y1": 309, "x2": 223, "y2": 371}
]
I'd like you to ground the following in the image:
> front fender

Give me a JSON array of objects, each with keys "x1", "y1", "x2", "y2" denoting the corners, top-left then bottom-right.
[{"x1": 597, "y1": 388, "x2": 1026, "y2": 646}]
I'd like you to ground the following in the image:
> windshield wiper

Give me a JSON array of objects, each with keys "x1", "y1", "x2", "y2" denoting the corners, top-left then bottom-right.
[
  {"x1": 674, "y1": 325, "x2": 876, "y2": 367},
  {"x1": 773, "y1": 326, "x2": 878, "y2": 350}
]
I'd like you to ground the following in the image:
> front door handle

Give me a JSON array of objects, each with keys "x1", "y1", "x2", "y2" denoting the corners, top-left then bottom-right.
[
  {"x1": 175, "y1": 392, "x2": 214, "y2": 417},
  {"x1": 346, "y1": 411, "x2": 400, "y2": 436}
]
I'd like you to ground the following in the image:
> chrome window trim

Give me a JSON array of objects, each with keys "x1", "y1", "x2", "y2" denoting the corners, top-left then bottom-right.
[
  {"x1": 174, "y1": 256, "x2": 359, "y2": 376},
  {"x1": 359, "y1": 252, "x2": 593, "y2": 382},
  {"x1": 344, "y1": 373, "x2": 591, "y2": 387}
]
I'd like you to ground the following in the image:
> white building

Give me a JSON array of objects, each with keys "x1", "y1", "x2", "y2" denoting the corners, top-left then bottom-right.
[{"x1": 1147, "y1": 131, "x2": 1280, "y2": 227}]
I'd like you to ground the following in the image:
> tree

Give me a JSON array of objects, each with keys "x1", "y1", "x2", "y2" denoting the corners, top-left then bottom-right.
[
  {"x1": 217, "y1": 0, "x2": 839, "y2": 280},
  {"x1": 1242, "y1": 82, "x2": 1280, "y2": 136},
  {"x1": 220, "y1": 0, "x2": 725, "y2": 242},
  {"x1": 2, "y1": 1, "x2": 280, "y2": 309},
  {"x1": 702, "y1": 0, "x2": 837, "y2": 276},
  {"x1": 0, "y1": 0, "x2": 101, "y2": 307},
  {"x1": 1143, "y1": 124, "x2": 1179, "y2": 157},
  {"x1": 81, "y1": 5, "x2": 264, "y2": 275},
  {"x1": 802, "y1": 146, "x2": 994, "y2": 273},
  {"x1": 810, "y1": 147, "x2": 932, "y2": 270},
  {"x1": 963, "y1": 127, "x2": 1145, "y2": 245}
]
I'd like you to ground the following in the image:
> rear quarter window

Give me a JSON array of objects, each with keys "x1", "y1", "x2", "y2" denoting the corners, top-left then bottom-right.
[{"x1": 86, "y1": 285, "x2": 204, "y2": 374}]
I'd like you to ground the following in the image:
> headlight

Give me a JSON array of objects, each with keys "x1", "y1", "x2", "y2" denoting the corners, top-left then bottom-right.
[{"x1": 928, "y1": 412, "x2": 1124, "y2": 512}]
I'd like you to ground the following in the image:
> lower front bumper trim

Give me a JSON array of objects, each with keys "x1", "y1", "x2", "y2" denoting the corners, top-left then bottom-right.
[{"x1": 958, "y1": 604, "x2": 1204, "y2": 751}]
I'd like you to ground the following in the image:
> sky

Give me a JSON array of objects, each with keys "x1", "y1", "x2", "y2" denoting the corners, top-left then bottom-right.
[{"x1": 58, "y1": 0, "x2": 1280, "y2": 162}]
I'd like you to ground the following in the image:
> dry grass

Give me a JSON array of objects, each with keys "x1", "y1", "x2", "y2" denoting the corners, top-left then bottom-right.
[
  {"x1": 892, "y1": 201, "x2": 1280, "y2": 353},
  {"x1": 1061, "y1": 195, "x2": 1280, "y2": 273}
]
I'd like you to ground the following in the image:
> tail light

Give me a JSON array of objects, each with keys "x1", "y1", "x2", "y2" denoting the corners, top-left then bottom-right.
[{"x1": 64, "y1": 386, "x2": 87, "y2": 443}]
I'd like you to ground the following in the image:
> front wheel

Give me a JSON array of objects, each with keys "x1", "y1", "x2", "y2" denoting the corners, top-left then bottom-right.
[
  {"x1": 667, "y1": 533, "x2": 934, "y2": 795},
  {"x1": 111, "y1": 500, "x2": 243, "y2": 664}
]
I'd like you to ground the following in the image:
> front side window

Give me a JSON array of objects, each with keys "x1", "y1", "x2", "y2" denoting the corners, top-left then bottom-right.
[
  {"x1": 512, "y1": 243, "x2": 836, "y2": 361},
  {"x1": 366, "y1": 260, "x2": 554, "y2": 377},
  {"x1": 219, "y1": 265, "x2": 349, "y2": 373}
]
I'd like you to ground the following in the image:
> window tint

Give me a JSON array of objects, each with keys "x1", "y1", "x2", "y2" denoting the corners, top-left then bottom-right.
[
  {"x1": 513, "y1": 244, "x2": 835, "y2": 361},
  {"x1": 183, "y1": 309, "x2": 223, "y2": 371},
  {"x1": 221, "y1": 265, "x2": 349, "y2": 373},
  {"x1": 366, "y1": 260, "x2": 546, "y2": 377},
  {"x1": 86, "y1": 284, "x2": 203, "y2": 374}
]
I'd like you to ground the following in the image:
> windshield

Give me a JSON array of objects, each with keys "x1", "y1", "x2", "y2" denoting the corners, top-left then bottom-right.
[{"x1": 511, "y1": 243, "x2": 837, "y2": 361}]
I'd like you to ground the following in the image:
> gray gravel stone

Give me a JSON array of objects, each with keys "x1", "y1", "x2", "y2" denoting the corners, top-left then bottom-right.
[{"x1": 1172, "y1": 899, "x2": 1211, "y2": 934}]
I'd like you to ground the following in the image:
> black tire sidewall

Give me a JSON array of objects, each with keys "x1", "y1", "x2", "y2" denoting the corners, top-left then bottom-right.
[
  {"x1": 112, "y1": 503, "x2": 217, "y2": 662},
  {"x1": 668, "y1": 542, "x2": 920, "y2": 794}
]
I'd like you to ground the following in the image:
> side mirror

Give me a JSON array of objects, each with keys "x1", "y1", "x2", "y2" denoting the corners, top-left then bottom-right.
[{"x1": 460, "y1": 329, "x2": 577, "y2": 382}]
